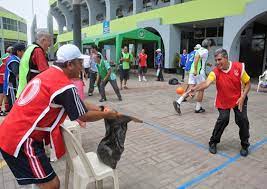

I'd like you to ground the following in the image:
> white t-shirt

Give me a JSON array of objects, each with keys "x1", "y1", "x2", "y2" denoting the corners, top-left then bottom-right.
[
  {"x1": 197, "y1": 47, "x2": 208, "y2": 71},
  {"x1": 83, "y1": 55, "x2": 90, "y2": 69}
]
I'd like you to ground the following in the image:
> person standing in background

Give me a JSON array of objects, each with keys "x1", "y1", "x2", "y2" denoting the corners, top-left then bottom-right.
[
  {"x1": 0, "y1": 46, "x2": 13, "y2": 115},
  {"x1": 155, "y1": 48, "x2": 164, "y2": 81},
  {"x1": 3, "y1": 43, "x2": 25, "y2": 110},
  {"x1": 180, "y1": 49, "x2": 188, "y2": 82},
  {"x1": 88, "y1": 45, "x2": 99, "y2": 96},
  {"x1": 138, "y1": 49, "x2": 148, "y2": 82},
  {"x1": 119, "y1": 46, "x2": 131, "y2": 89}
]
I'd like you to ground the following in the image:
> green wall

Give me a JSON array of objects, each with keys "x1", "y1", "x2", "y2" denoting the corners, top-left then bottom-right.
[
  {"x1": 49, "y1": 0, "x2": 57, "y2": 6},
  {"x1": 57, "y1": 0, "x2": 254, "y2": 43},
  {"x1": 0, "y1": 30, "x2": 27, "y2": 41},
  {"x1": 0, "y1": 11, "x2": 26, "y2": 23}
]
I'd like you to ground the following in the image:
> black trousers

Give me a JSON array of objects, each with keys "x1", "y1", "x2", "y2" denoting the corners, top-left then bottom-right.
[
  {"x1": 99, "y1": 79, "x2": 121, "y2": 100},
  {"x1": 88, "y1": 71, "x2": 97, "y2": 94},
  {"x1": 209, "y1": 97, "x2": 250, "y2": 148},
  {"x1": 157, "y1": 67, "x2": 164, "y2": 81}
]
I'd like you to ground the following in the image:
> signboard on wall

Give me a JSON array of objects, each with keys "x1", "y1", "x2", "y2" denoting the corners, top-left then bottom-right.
[{"x1": 103, "y1": 21, "x2": 110, "y2": 34}]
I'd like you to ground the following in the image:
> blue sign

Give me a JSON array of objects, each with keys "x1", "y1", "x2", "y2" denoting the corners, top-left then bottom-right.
[{"x1": 103, "y1": 21, "x2": 110, "y2": 34}]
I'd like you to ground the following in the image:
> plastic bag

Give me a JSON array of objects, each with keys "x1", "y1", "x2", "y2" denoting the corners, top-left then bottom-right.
[{"x1": 97, "y1": 115, "x2": 142, "y2": 169}]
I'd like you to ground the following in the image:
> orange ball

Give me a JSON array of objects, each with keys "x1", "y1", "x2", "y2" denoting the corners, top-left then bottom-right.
[{"x1": 176, "y1": 87, "x2": 185, "y2": 95}]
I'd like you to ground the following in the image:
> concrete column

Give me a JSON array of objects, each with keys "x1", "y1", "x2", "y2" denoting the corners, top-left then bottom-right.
[
  {"x1": 50, "y1": 8, "x2": 66, "y2": 34},
  {"x1": 138, "y1": 19, "x2": 181, "y2": 72},
  {"x1": 81, "y1": 5, "x2": 89, "y2": 27},
  {"x1": 0, "y1": 17, "x2": 4, "y2": 56},
  {"x1": 133, "y1": 0, "x2": 143, "y2": 14},
  {"x1": 105, "y1": 0, "x2": 116, "y2": 21},
  {"x1": 31, "y1": 15, "x2": 37, "y2": 43},
  {"x1": 73, "y1": 0, "x2": 82, "y2": 50},
  {"x1": 47, "y1": 10, "x2": 55, "y2": 60},
  {"x1": 170, "y1": 0, "x2": 182, "y2": 6},
  {"x1": 57, "y1": 1, "x2": 73, "y2": 31},
  {"x1": 85, "y1": 0, "x2": 105, "y2": 25}
]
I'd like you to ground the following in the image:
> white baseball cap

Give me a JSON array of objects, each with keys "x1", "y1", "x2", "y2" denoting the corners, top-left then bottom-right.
[
  {"x1": 156, "y1": 48, "x2": 161, "y2": 52},
  {"x1": 194, "y1": 44, "x2": 201, "y2": 49},
  {"x1": 56, "y1": 44, "x2": 87, "y2": 63}
]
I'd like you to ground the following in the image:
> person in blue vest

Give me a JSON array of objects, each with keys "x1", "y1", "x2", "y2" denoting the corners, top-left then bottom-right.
[
  {"x1": 3, "y1": 43, "x2": 26, "y2": 110},
  {"x1": 180, "y1": 49, "x2": 188, "y2": 82}
]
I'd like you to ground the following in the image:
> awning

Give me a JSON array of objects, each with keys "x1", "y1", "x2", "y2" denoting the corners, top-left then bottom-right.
[{"x1": 82, "y1": 28, "x2": 161, "y2": 63}]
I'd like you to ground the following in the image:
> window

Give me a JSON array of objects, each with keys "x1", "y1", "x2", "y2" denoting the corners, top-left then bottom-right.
[
  {"x1": 194, "y1": 28, "x2": 205, "y2": 39},
  {"x1": 206, "y1": 27, "x2": 217, "y2": 37},
  {"x1": 3, "y1": 17, "x2": 18, "y2": 31},
  {"x1": 19, "y1": 22, "x2": 27, "y2": 33}
]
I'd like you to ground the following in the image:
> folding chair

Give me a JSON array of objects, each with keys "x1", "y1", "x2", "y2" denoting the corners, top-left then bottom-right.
[
  {"x1": 257, "y1": 70, "x2": 267, "y2": 92},
  {"x1": 61, "y1": 125, "x2": 119, "y2": 189}
]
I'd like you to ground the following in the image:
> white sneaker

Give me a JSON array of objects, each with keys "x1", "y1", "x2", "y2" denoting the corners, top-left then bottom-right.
[
  {"x1": 142, "y1": 76, "x2": 147, "y2": 81},
  {"x1": 138, "y1": 76, "x2": 141, "y2": 82}
]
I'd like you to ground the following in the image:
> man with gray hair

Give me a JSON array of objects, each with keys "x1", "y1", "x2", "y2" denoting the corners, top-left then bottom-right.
[
  {"x1": 173, "y1": 38, "x2": 214, "y2": 115},
  {"x1": 17, "y1": 30, "x2": 52, "y2": 97},
  {"x1": 190, "y1": 48, "x2": 251, "y2": 157}
]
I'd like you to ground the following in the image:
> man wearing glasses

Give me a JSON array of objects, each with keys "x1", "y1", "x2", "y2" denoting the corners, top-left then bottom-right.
[
  {"x1": 190, "y1": 48, "x2": 251, "y2": 157},
  {"x1": 0, "y1": 44, "x2": 121, "y2": 189}
]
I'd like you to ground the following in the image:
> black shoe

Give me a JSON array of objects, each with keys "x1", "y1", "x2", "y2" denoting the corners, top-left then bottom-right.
[
  {"x1": 240, "y1": 147, "x2": 249, "y2": 157},
  {"x1": 118, "y1": 97, "x2": 122, "y2": 101},
  {"x1": 195, "y1": 107, "x2": 205, "y2": 113},
  {"x1": 99, "y1": 98, "x2": 107, "y2": 102},
  {"x1": 173, "y1": 101, "x2": 181, "y2": 115},
  {"x1": 88, "y1": 92, "x2": 93, "y2": 96},
  {"x1": 209, "y1": 143, "x2": 217, "y2": 154}
]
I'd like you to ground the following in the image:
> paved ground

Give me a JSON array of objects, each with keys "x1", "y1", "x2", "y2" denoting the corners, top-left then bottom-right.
[{"x1": 0, "y1": 69, "x2": 266, "y2": 189}]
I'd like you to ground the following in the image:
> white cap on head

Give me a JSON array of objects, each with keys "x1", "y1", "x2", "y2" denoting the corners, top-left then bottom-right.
[
  {"x1": 156, "y1": 48, "x2": 161, "y2": 52},
  {"x1": 194, "y1": 44, "x2": 201, "y2": 49},
  {"x1": 56, "y1": 44, "x2": 87, "y2": 63}
]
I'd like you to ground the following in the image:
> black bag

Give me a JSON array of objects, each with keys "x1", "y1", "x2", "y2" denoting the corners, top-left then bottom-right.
[
  {"x1": 168, "y1": 78, "x2": 180, "y2": 85},
  {"x1": 97, "y1": 116, "x2": 133, "y2": 169}
]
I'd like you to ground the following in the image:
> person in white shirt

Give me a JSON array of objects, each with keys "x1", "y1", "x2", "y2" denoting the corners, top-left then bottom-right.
[{"x1": 173, "y1": 38, "x2": 214, "y2": 115}]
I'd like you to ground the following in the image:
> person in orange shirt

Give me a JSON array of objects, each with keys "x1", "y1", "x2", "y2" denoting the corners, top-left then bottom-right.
[{"x1": 190, "y1": 48, "x2": 251, "y2": 157}]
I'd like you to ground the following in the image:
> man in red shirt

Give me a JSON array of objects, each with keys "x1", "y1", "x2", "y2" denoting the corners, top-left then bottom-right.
[
  {"x1": 138, "y1": 49, "x2": 148, "y2": 82},
  {"x1": 17, "y1": 30, "x2": 52, "y2": 97},
  {"x1": 190, "y1": 48, "x2": 251, "y2": 157}
]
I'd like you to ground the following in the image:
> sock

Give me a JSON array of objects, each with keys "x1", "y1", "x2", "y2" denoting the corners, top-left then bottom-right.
[
  {"x1": 177, "y1": 94, "x2": 186, "y2": 104},
  {"x1": 196, "y1": 102, "x2": 201, "y2": 110}
]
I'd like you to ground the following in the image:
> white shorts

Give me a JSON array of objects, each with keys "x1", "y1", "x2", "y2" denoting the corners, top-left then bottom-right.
[{"x1": 188, "y1": 73, "x2": 205, "y2": 85}]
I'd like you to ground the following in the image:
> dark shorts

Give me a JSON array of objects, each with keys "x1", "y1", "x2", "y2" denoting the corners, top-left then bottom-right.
[
  {"x1": 138, "y1": 66, "x2": 147, "y2": 74},
  {"x1": 0, "y1": 84, "x2": 3, "y2": 93},
  {"x1": 120, "y1": 69, "x2": 130, "y2": 81},
  {"x1": 0, "y1": 138, "x2": 56, "y2": 185}
]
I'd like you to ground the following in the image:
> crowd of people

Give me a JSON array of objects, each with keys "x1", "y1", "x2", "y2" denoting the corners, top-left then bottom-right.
[{"x1": 0, "y1": 34, "x2": 252, "y2": 189}]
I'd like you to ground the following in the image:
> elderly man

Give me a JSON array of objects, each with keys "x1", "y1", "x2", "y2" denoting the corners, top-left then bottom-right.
[
  {"x1": 190, "y1": 48, "x2": 251, "y2": 157},
  {"x1": 17, "y1": 30, "x2": 52, "y2": 97},
  {"x1": 0, "y1": 44, "x2": 121, "y2": 189}
]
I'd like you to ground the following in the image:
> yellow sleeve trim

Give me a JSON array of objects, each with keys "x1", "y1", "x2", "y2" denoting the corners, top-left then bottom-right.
[
  {"x1": 207, "y1": 71, "x2": 216, "y2": 82},
  {"x1": 241, "y1": 71, "x2": 250, "y2": 84}
]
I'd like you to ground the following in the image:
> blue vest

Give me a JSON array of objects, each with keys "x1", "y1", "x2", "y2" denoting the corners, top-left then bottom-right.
[
  {"x1": 3, "y1": 55, "x2": 20, "y2": 95},
  {"x1": 180, "y1": 54, "x2": 188, "y2": 67},
  {"x1": 185, "y1": 50, "x2": 196, "y2": 72}
]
